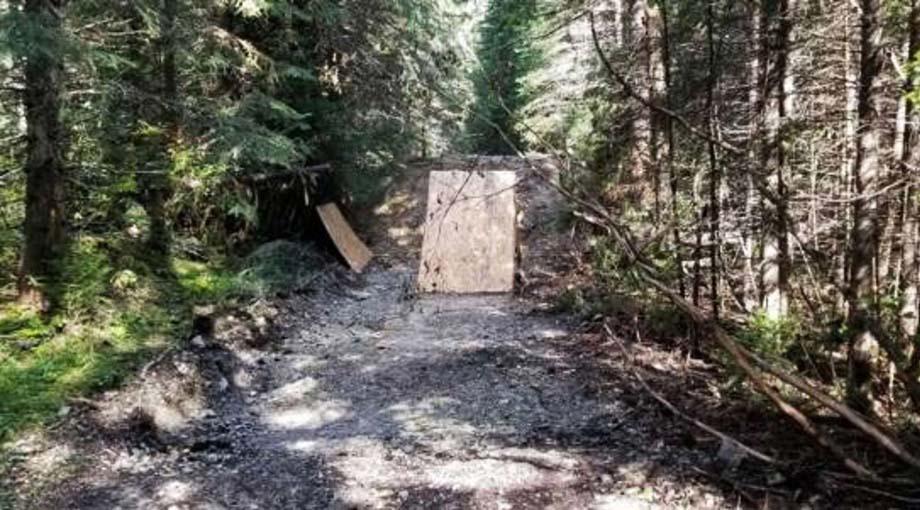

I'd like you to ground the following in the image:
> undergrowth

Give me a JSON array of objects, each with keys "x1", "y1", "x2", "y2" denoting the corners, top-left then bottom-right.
[{"x1": 0, "y1": 234, "x2": 319, "y2": 447}]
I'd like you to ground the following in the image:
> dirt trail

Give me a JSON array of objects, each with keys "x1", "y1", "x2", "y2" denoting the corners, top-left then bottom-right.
[{"x1": 5, "y1": 158, "x2": 741, "y2": 509}]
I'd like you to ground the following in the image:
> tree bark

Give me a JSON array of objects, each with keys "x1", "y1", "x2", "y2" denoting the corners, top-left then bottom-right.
[
  {"x1": 760, "y1": 0, "x2": 792, "y2": 320},
  {"x1": 847, "y1": 0, "x2": 885, "y2": 415},
  {"x1": 706, "y1": 0, "x2": 721, "y2": 318},
  {"x1": 625, "y1": 0, "x2": 652, "y2": 204},
  {"x1": 660, "y1": 1, "x2": 684, "y2": 298},
  {"x1": 743, "y1": 1, "x2": 762, "y2": 313},
  {"x1": 143, "y1": 0, "x2": 179, "y2": 253},
  {"x1": 648, "y1": 3, "x2": 666, "y2": 221},
  {"x1": 18, "y1": 0, "x2": 68, "y2": 308},
  {"x1": 839, "y1": 3, "x2": 859, "y2": 315}
]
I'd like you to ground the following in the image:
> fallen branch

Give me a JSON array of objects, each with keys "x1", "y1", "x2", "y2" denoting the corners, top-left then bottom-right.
[
  {"x1": 738, "y1": 344, "x2": 920, "y2": 471},
  {"x1": 605, "y1": 326, "x2": 780, "y2": 465},
  {"x1": 635, "y1": 270, "x2": 879, "y2": 479},
  {"x1": 239, "y1": 163, "x2": 331, "y2": 184},
  {"x1": 823, "y1": 473, "x2": 920, "y2": 505}
]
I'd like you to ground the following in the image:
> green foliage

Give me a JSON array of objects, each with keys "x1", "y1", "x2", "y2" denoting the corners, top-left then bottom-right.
[
  {"x1": 0, "y1": 233, "x2": 324, "y2": 444},
  {"x1": 0, "y1": 236, "x2": 176, "y2": 442},
  {"x1": 738, "y1": 312, "x2": 802, "y2": 359},
  {"x1": 467, "y1": 0, "x2": 543, "y2": 154},
  {"x1": 556, "y1": 287, "x2": 589, "y2": 315},
  {"x1": 52, "y1": 239, "x2": 113, "y2": 318}
]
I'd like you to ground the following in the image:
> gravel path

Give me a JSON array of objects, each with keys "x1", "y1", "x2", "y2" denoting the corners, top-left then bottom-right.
[{"x1": 9, "y1": 263, "x2": 740, "y2": 510}]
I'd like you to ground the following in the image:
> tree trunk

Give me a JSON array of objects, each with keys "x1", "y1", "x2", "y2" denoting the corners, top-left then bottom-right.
[
  {"x1": 18, "y1": 0, "x2": 68, "y2": 308},
  {"x1": 743, "y1": 0, "x2": 762, "y2": 313},
  {"x1": 847, "y1": 0, "x2": 884, "y2": 415},
  {"x1": 760, "y1": 0, "x2": 792, "y2": 320},
  {"x1": 660, "y1": 1, "x2": 684, "y2": 298},
  {"x1": 839, "y1": 4, "x2": 859, "y2": 315},
  {"x1": 706, "y1": 0, "x2": 720, "y2": 319},
  {"x1": 625, "y1": 0, "x2": 652, "y2": 204},
  {"x1": 649, "y1": 3, "x2": 666, "y2": 221},
  {"x1": 143, "y1": 0, "x2": 179, "y2": 253}
]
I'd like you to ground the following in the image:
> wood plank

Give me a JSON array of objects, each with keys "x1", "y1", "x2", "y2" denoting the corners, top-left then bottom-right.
[
  {"x1": 418, "y1": 170, "x2": 517, "y2": 293},
  {"x1": 317, "y1": 202, "x2": 373, "y2": 273}
]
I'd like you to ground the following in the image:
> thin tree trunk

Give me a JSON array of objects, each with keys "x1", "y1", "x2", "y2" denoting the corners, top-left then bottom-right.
[
  {"x1": 18, "y1": 0, "x2": 68, "y2": 308},
  {"x1": 625, "y1": 0, "x2": 652, "y2": 204},
  {"x1": 144, "y1": 0, "x2": 178, "y2": 252},
  {"x1": 743, "y1": 0, "x2": 762, "y2": 312},
  {"x1": 760, "y1": 0, "x2": 791, "y2": 320},
  {"x1": 839, "y1": 4, "x2": 859, "y2": 315},
  {"x1": 649, "y1": 3, "x2": 666, "y2": 222},
  {"x1": 847, "y1": 0, "x2": 884, "y2": 415},
  {"x1": 661, "y1": 1, "x2": 685, "y2": 298},
  {"x1": 706, "y1": 0, "x2": 720, "y2": 319}
]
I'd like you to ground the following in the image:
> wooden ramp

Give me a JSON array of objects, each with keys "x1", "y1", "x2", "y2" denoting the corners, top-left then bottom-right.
[
  {"x1": 418, "y1": 170, "x2": 517, "y2": 293},
  {"x1": 317, "y1": 203, "x2": 373, "y2": 272}
]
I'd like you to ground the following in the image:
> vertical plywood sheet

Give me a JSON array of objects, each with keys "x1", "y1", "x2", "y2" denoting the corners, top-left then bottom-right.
[
  {"x1": 418, "y1": 171, "x2": 517, "y2": 293},
  {"x1": 317, "y1": 203, "x2": 373, "y2": 273}
]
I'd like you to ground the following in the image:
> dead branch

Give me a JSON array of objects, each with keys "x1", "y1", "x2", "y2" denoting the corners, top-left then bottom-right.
[
  {"x1": 738, "y1": 345, "x2": 920, "y2": 471},
  {"x1": 240, "y1": 163, "x2": 331, "y2": 184},
  {"x1": 605, "y1": 325, "x2": 780, "y2": 465},
  {"x1": 635, "y1": 267, "x2": 879, "y2": 480}
]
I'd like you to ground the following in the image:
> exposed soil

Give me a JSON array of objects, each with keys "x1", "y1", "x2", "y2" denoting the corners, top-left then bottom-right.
[{"x1": 1, "y1": 157, "x2": 901, "y2": 509}]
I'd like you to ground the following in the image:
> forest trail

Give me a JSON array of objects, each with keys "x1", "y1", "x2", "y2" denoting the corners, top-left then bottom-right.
[{"x1": 7, "y1": 158, "x2": 739, "y2": 509}]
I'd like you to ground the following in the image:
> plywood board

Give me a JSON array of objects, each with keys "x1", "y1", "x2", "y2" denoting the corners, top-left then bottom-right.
[
  {"x1": 317, "y1": 202, "x2": 373, "y2": 273},
  {"x1": 418, "y1": 170, "x2": 517, "y2": 293}
]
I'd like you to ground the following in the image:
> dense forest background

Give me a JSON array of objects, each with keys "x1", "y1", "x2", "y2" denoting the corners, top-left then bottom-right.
[{"x1": 4, "y1": 0, "x2": 920, "y2": 489}]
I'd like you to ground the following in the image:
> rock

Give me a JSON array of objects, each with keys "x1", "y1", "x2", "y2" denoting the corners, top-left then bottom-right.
[
  {"x1": 190, "y1": 335, "x2": 207, "y2": 349},
  {"x1": 715, "y1": 438, "x2": 746, "y2": 472}
]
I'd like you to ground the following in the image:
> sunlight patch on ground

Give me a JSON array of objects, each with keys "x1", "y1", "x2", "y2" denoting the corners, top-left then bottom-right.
[
  {"x1": 593, "y1": 494, "x2": 653, "y2": 510},
  {"x1": 263, "y1": 399, "x2": 351, "y2": 430},
  {"x1": 389, "y1": 397, "x2": 476, "y2": 442},
  {"x1": 286, "y1": 439, "x2": 325, "y2": 454},
  {"x1": 359, "y1": 363, "x2": 379, "y2": 373},
  {"x1": 155, "y1": 480, "x2": 196, "y2": 506},
  {"x1": 146, "y1": 395, "x2": 205, "y2": 434},
  {"x1": 323, "y1": 435, "x2": 582, "y2": 509},
  {"x1": 17, "y1": 440, "x2": 75, "y2": 479},
  {"x1": 101, "y1": 479, "x2": 212, "y2": 510},
  {"x1": 108, "y1": 450, "x2": 158, "y2": 475},
  {"x1": 265, "y1": 376, "x2": 319, "y2": 404},
  {"x1": 288, "y1": 354, "x2": 325, "y2": 371},
  {"x1": 427, "y1": 458, "x2": 575, "y2": 491},
  {"x1": 341, "y1": 353, "x2": 365, "y2": 363},
  {"x1": 373, "y1": 192, "x2": 418, "y2": 216}
]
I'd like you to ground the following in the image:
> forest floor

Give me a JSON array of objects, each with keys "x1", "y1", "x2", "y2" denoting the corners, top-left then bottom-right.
[{"x1": 0, "y1": 157, "x2": 895, "y2": 509}]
